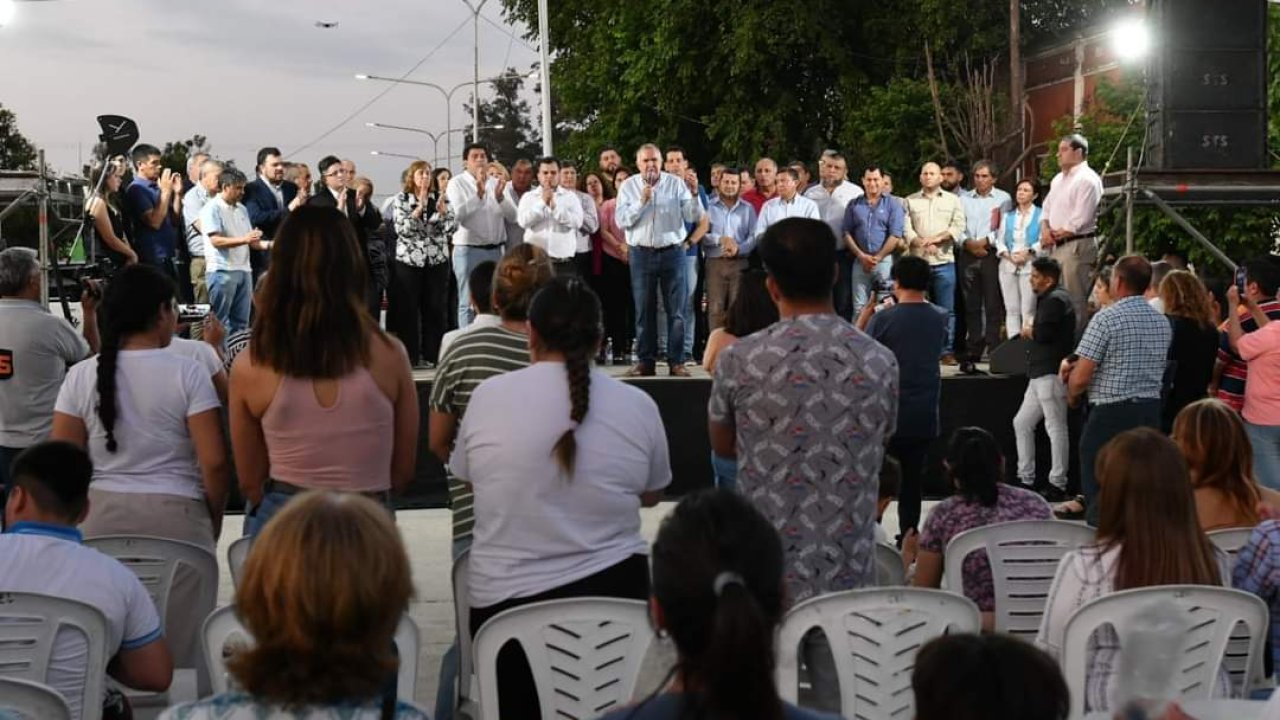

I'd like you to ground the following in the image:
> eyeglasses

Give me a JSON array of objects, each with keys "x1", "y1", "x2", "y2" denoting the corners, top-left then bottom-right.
[{"x1": 325, "y1": 169, "x2": 348, "y2": 178}]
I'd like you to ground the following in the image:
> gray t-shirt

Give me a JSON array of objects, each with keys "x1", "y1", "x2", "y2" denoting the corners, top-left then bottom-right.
[
  {"x1": 708, "y1": 313, "x2": 899, "y2": 602},
  {"x1": 0, "y1": 299, "x2": 89, "y2": 446}
]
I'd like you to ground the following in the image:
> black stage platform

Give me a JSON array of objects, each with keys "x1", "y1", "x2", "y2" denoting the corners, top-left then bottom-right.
[{"x1": 400, "y1": 365, "x2": 1082, "y2": 509}]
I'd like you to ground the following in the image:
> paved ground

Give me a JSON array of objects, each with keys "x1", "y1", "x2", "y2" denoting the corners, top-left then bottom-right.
[{"x1": 211, "y1": 500, "x2": 930, "y2": 710}]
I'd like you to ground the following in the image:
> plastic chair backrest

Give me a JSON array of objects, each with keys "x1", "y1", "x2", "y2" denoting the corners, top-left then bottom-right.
[
  {"x1": 471, "y1": 597, "x2": 654, "y2": 720},
  {"x1": 201, "y1": 605, "x2": 420, "y2": 701},
  {"x1": 943, "y1": 519, "x2": 1095, "y2": 638},
  {"x1": 775, "y1": 587, "x2": 980, "y2": 720},
  {"x1": 875, "y1": 543, "x2": 906, "y2": 586},
  {"x1": 0, "y1": 592, "x2": 109, "y2": 720},
  {"x1": 226, "y1": 537, "x2": 251, "y2": 591},
  {"x1": 453, "y1": 548, "x2": 475, "y2": 707},
  {"x1": 0, "y1": 677, "x2": 73, "y2": 720},
  {"x1": 1207, "y1": 528, "x2": 1253, "y2": 571},
  {"x1": 1060, "y1": 585, "x2": 1268, "y2": 720}
]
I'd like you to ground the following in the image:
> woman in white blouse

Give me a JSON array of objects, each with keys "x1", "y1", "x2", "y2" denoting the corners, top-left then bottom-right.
[
  {"x1": 993, "y1": 179, "x2": 1043, "y2": 338},
  {"x1": 1036, "y1": 428, "x2": 1228, "y2": 714}
]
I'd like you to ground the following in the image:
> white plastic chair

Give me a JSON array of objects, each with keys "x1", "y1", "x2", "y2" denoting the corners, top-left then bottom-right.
[
  {"x1": 1207, "y1": 528, "x2": 1254, "y2": 571},
  {"x1": 874, "y1": 543, "x2": 906, "y2": 586},
  {"x1": 943, "y1": 519, "x2": 1095, "y2": 638},
  {"x1": 452, "y1": 549, "x2": 478, "y2": 719},
  {"x1": 775, "y1": 587, "x2": 981, "y2": 720},
  {"x1": 0, "y1": 592, "x2": 109, "y2": 720},
  {"x1": 1061, "y1": 585, "x2": 1269, "y2": 720},
  {"x1": 471, "y1": 597, "x2": 654, "y2": 720},
  {"x1": 0, "y1": 677, "x2": 73, "y2": 720},
  {"x1": 84, "y1": 535, "x2": 219, "y2": 704},
  {"x1": 202, "y1": 605, "x2": 421, "y2": 701},
  {"x1": 226, "y1": 536, "x2": 251, "y2": 590}
]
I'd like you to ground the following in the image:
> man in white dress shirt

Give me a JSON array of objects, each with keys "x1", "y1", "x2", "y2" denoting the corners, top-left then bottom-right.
[
  {"x1": 1040, "y1": 133, "x2": 1104, "y2": 333},
  {"x1": 559, "y1": 161, "x2": 600, "y2": 278},
  {"x1": 616, "y1": 143, "x2": 704, "y2": 377},
  {"x1": 755, "y1": 167, "x2": 820, "y2": 241},
  {"x1": 517, "y1": 157, "x2": 584, "y2": 278},
  {"x1": 446, "y1": 142, "x2": 518, "y2": 328},
  {"x1": 805, "y1": 152, "x2": 864, "y2": 319}
]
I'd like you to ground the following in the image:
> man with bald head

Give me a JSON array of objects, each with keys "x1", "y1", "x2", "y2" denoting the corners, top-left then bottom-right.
[
  {"x1": 742, "y1": 157, "x2": 778, "y2": 212},
  {"x1": 905, "y1": 161, "x2": 967, "y2": 364}
]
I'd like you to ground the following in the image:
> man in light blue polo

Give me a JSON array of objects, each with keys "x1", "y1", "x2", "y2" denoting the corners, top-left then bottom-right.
[
  {"x1": 702, "y1": 166, "x2": 757, "y2": 330},
  {"x1": 199, "y1": 168, "x2": 264, "y2": 334},
  {"x1": 617, "y1": 143, "x2": 704, "y2": 377},
  {"x1": 842, "y1": 165, "x2": 905, "y2": 318},
  {"x1": 957, "y1": 159, "x2": 1013, "y2": 374}
]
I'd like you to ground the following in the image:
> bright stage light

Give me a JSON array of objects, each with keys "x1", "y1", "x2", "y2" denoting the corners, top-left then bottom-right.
[{"x1": 1111, "y1": 17, "x2": 1152, "y2": 62}]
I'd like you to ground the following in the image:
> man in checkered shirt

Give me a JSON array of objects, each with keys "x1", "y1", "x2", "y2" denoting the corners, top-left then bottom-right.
[{"x1": 1061, "y1": 255, "x2": 1171, "y2": 525}]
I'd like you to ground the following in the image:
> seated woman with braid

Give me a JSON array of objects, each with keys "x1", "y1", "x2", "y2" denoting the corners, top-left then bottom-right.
[{"x1": 451, "y1": 278, "x2": 671, "y2": 719}]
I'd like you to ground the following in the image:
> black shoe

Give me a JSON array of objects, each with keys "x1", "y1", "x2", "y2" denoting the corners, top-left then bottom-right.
[
  {"x1": 959, "y1": 361, "x2": 986, "y2": 376},
  {"x1": 1040, "y1": 485, "x2": 1072, "y2": 503}
]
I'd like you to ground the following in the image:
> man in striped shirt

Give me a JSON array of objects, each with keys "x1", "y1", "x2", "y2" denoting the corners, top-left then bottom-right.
[
  {"x1": 426, "y1": 244, "x2": 553, "y2": 720},
  {"x1": 1214, "y1": 257, "x2": 1280, "y2": 412}
]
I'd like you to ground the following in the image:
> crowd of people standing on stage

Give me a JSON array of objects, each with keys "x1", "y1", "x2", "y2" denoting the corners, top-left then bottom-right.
[{"x1": 6, "y1": 126, "x2": 1280, "y2": 720}]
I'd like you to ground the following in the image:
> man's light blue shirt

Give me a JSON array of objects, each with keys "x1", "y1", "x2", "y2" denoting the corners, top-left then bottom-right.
[
  {"x1": 959, "y1": 187, "x2": 1012, "y2": 244},
  {"x1": 703, "y1": 194, "x2": 756, "y2": 258},
  {"x1": 616, "y1": 172, "x2": 703, "y2": 248}
]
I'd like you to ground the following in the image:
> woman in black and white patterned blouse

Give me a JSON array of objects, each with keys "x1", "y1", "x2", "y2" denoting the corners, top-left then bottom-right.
[{"x1": 387, "y1": 161, "x2": 456, "y2": 367}]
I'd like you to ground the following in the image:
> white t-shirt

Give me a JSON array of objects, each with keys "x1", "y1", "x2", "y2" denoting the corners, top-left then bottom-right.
[
  {"x1": 0, "y1": 523, "x2": 161, "y2": 720},
  {"x1": 168, "y1": 337, "x2": 223, "y2": 379},
  {"x1": 452, "y1": 363, "x2": 671, "y2": 607},
  {"x1": 54, "y1": 348, "x2": 220, "y2": 499}
]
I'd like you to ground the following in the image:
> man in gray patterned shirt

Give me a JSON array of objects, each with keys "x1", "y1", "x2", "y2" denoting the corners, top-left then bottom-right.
[{"x1": 708, "y1": 216, "x2": 898, "y2": 712}]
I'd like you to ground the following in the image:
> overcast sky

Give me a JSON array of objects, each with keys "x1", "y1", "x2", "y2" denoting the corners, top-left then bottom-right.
[{"x1": 0, "y1": 0, "x2": 540, "y2": 197}]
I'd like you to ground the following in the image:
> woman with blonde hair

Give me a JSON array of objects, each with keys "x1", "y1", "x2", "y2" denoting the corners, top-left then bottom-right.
[
  {"x1": 1160, "y1": 269, "x2": 1219, "y2": 431},
  {"x1": 1173, "y1": 398, "x2": 1280, "y2": 530},
  {"x1": 1037, "y1": 428, "x2": 1227, "y2": 714},
  {"x1": 486, "y1": 161, "x2": 510, "y2": 182},
  {"x1": 388, "y1": 159, "x2": 454, "y2": 367},
  {"x1": 159, "y1": 491, "x2": 426, "y2": 719},
  {"x1": 230, "y1": 207, "x2": 419, "y2": 537}
]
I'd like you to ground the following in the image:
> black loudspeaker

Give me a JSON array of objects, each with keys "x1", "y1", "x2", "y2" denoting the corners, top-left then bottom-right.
[
  {"x1": 988, "y1": 337, "x2": 1028, "y2": 376},
  {"x1": 1146, "y1": 0, "x2": 1268, "y2": 170}
]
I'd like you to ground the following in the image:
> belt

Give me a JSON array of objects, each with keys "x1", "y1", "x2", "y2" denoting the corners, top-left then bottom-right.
[
  {"x1": 265, "y1": 478, "x2": 390, "y2": 502},
  {"x1": 634, "y1": 244, "x2": 681, "y2": 253},
  {"x1": 1058, "y1": 232, "x2": 1098, "y2": 246},
  {"x1": 551, "y1": 256, "x2": 575, "y2": 264},
  {"x1": 461, "y1": 243, "x2": 504, "y2": 250}
]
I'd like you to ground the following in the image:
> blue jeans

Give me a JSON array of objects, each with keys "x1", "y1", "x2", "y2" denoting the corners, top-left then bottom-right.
[
  {"x1": 683, "y1": 254, "x2": 698, "y2": 361},
  {"x1": 245, "y1": 486, "x2": 394, "y2": 538},
  {"x1": 929, "y1": 262, "x2": 957, "y2": 354},
  {"x1": 711, "y1": 452, "x2": 737, "y2": 491},
  {"x1": 1080, "y1": 399, "x2": 1162, "y2": 526},
  {"x1": 452, "y1": 245, "x2": 504, "y2": 328},
  {"x1": 630, "y1": 246, "x2": 688, "y2": 365},
  {"x1": 1246, "y1": 421, "x2": 1280, "y2": 491},
  {"x1": 207, "y1": 269, "x2": 252, "y2": 333},
  {"x1": 851, "y1": 255, "x2": 894, "y2": 319}
]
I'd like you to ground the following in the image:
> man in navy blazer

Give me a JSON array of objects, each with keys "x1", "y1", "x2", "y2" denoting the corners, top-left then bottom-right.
[
  {"x1": 243, "y1": 146, "x2": 305, "y2": 279},
  {"x1": 308, "y1": 155, "x2": 384, "y2": 316}
]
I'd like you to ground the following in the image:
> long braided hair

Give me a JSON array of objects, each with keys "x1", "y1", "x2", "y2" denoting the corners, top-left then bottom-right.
[
  {"x1": 528, "y1": 278, "x2": 602, "y2": 478},
  {"x1": 96, "y1": 264, "x2": 178, "y2": 452}
]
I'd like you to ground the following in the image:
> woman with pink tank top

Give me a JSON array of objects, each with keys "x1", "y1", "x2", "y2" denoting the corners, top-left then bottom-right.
[{"x1": 230, "y1": 206, "x2": 419, "y2": 537}]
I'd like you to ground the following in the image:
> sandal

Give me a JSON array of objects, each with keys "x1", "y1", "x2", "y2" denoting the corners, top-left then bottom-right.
[{"x1": 1053, "y1": 495, "x2": 1086, "y2": 521}]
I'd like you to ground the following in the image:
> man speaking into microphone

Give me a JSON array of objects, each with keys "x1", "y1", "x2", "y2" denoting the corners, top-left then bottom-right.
[{"x1": 616, "y1": 143, "x2": 704, "y2": 377}]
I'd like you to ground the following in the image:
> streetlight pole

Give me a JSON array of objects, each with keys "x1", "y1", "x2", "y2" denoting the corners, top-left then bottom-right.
[
  {"x1": 459, "y1": 0, "x2": 489, "y2": 145},
  {"x1": 537, "y1": 0, "x2": 552, "y2": 154},
  {"x1": 356, "y1": 70, "x2": 535, "y2": 168},
  {"x1": 367, "y1": 123, "x2": 504, "y2": 170}
]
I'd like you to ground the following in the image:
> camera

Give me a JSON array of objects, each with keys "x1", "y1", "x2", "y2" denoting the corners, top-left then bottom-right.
[{"x1": 177, "y1": 304, "x2": 211, "y2": 324}]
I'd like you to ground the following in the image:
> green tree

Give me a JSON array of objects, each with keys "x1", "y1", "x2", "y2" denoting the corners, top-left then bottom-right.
[
  {"x1": 159, "y1": 135, "x2": 211, "y2": 175},
  {"x1": 461, "y1": 68, "x2": 542, "y2": 165},
  {"x1": 0, "y1": 104, "x2": 38, "y2": 171}
]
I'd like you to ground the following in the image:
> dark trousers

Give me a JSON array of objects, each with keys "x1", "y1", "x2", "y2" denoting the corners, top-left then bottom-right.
[
  {"x1": 834, "y1": 249, "x2": 854, "y2": 321},
  {"x1": 630, "y1": 246, "x2": 688, "y2": 365},
  {"x1": 1080, "y1": 399, "x2": 1162, "y2": 526},
  {"x1": 888, "y1": 435, "x2": 933, "y2": 539},
  {"x1": 552, "y1": 258, "x2": 579, "y2": 279},
  {"x1": 469, "y1": 554, "x2": 650, "y2": 720},
  {"x1": 600, "y1": 254, "x2": 633, "y2": 359},
  {"x1": 388, "y1": 261, "x2": 451, "y2": 365},
  {"x1": 959, "y1": 250, "x2": 1004, "y2": 361}
]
